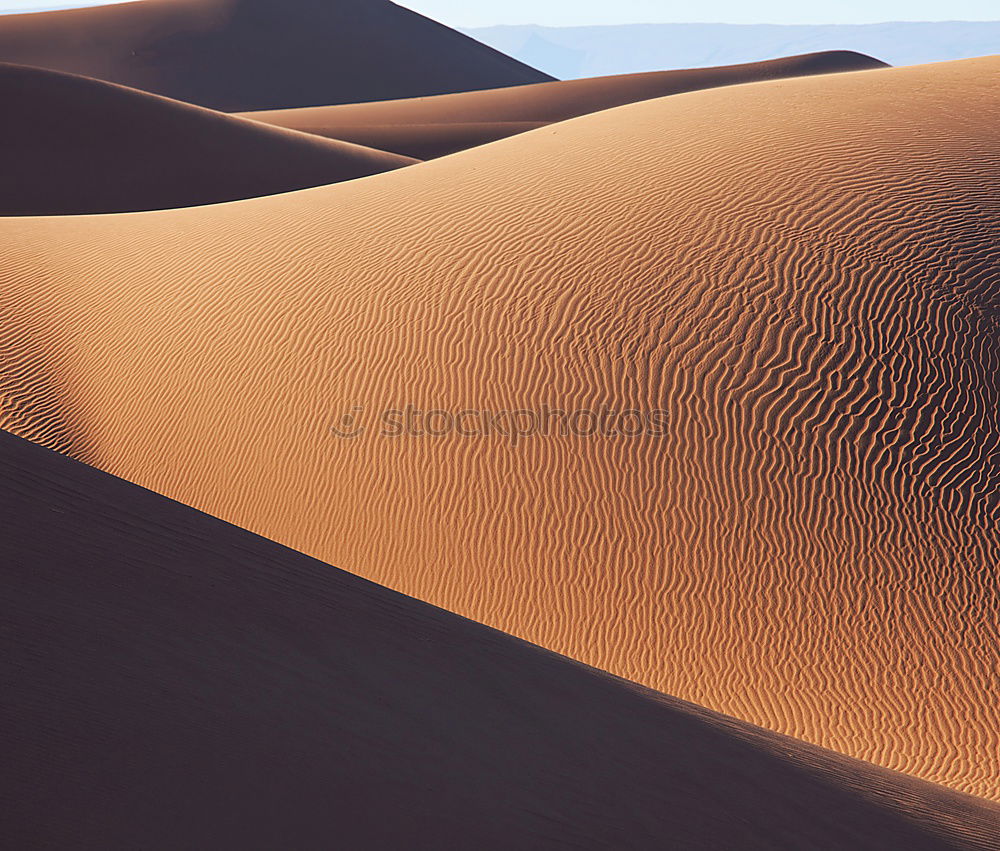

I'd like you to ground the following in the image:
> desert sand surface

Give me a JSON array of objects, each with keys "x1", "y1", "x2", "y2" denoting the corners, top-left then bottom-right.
[
  {"x1": 0, "y1": 62, "x2": 414, "y2": 215},
  {"x1": 2, "y1": 430, "x2": 998, "y2": 850},
  {"x1": 1, "y1": 57, "x2": 998, "y2": 801},
  {"x1": 0, "y1": 0, "x2": 551, "y2": 112},
  {"x1": 242, "y1": 50, "x2": 887, "y2": 158}
]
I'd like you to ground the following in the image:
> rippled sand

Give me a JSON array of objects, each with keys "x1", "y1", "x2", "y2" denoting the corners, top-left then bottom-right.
[{"x1": 1, "y1": 57, "x2": 997, "y2": 799}]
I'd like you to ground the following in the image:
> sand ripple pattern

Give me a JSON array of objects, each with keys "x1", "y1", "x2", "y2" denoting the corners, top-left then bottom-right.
[{"x1": 0, "y1": 59, "x2": 998, "y2": 799}]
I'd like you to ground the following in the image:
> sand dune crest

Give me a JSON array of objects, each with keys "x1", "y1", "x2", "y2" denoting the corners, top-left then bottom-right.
[{"x1": 241, "y1": 50, "x2": 888, "y2": 158}]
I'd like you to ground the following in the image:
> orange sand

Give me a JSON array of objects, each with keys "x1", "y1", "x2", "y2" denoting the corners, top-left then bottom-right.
[{"x1": 1, "y1": 58, "x2": 997, "y2": 799}]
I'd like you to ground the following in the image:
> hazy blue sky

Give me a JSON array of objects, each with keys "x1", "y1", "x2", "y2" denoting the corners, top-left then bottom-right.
[{"x1": 2, "y1": 0, "x2": 999, "y2": 27}]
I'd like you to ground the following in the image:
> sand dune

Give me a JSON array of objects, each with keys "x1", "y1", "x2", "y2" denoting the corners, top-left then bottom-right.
[
  {"x1": 241, "y1": 50, "x2": 887, "y2": 158},
  {"x1": 0, "y1": 62, "x2": 414, "y2": 215},
  {"x1": 1, "y1": 57, "x2": 998, "y2": 800},
  {"x1": 3, "y1": 431, "x2": 998, "y2": 850},
  {"x1": 0, "y1": 0, "x2": 551, "y2": 112}
]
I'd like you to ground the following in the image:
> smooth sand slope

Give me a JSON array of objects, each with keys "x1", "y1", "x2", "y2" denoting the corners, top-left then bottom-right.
[
  {"x1": 239, "y1": 117, "x2": 549, "y2": 162},
  {"x1": 2, "y1": 431, "x2": 998, "y2": 850},
  {"x1": 0, "y1": 62, "x2": 414, "y2": 215},
  {"x1": 1, "y1": 58, "x2": 998, "y2": 799},
  {"x1": 241, "y1": 50, "x2": 887, "y2": 159},
  {"x1": 0, "y1": 0, "x2": 551, "y2": 112}
]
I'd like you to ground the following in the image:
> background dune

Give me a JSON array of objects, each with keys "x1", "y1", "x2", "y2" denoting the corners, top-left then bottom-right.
[
  {"x1": 467, "y1": 21, "x2": 1000, "y2": 79},
  {"x1": 0, "y1": 62, "x2": 414, "y2": 215},
  {"x1": 241, "y1": 51, "x2": 887, "y2": 158},
  {"x1": 0, "y1": 58, "x2": 998, "y2": 800},
  {"x1": 0, "y1": 0, "x2": 551, "y2": 112},
  {"x1": 3, "y1": 431, "x2": 998, "y2": 850}
]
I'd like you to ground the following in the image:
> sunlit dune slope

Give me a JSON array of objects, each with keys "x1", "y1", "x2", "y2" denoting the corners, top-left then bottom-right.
[
  {"x1": 241, "y1": 50, "x2": 887, "y2": 158},
  {"x1": 2, "y1": 432, "x2": 998, "y2": 850},
  {"x1": 0, "y1": 63, "x2": 414, "y2": 215},
  {"x1": 1, "y1": 58, "x2": 998, "y2": 798},
  {"x1": 0, "y1": 0, "x2": 551, "y2": 112}
]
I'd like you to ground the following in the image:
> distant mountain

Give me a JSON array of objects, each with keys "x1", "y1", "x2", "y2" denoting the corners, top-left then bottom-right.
[{"x1": 465, "y1": 22, "x2": 1000, "y2": 78}]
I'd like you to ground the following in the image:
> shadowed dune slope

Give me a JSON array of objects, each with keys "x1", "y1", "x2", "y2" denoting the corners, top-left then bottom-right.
[
  {"x1": 1, "y1": 58, "x2": 999, "y2": 798},
  {"x1": 2, "y1": 431, "x2": 998, "y2": 850},
  {"x1": 0, "y1": 63, "x2": 414, "y2": 215},
  {"x1": 241, "y1": 50, "x2": 887, "y2": 158},
  {"x1": 0, "y1": 0, "x2": 551, "y2": 112}
]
